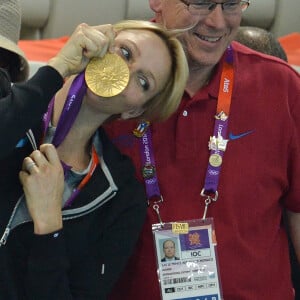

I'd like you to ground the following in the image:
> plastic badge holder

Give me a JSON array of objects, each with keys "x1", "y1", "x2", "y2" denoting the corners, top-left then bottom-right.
[{"x1": 152, "y1": 218, "x2": 223, "y2": 300}]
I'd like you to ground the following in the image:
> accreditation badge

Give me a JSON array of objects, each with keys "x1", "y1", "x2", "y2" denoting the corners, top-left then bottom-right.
[{"x1": 152, "y1": 218, "x2": 223, "y2": 300}]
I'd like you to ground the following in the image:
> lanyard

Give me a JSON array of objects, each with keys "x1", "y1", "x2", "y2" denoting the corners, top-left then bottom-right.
[
  {"x1": 42, "y1": 72, "x2": 86, "y2": 147},
  {"x1": 42, "y1": 72, "x2": 100, "y2": 207},
  {"x1": 136, "y1": 46, "x2": 235, "y2": 223},
  {"x1": 201, "y1": 46, "x2": 234, "y2": 219},
  {"x1": 133, "y1": 120, "x2": 163, "y2": 225},
  {"x1": 64, "y1": 147, "x2": 99, "y2": 207}
]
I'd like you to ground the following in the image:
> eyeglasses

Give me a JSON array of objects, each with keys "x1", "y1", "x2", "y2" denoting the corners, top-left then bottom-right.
[{"x1": 180, "y1": 0, "x2": 250, "y2": 16}]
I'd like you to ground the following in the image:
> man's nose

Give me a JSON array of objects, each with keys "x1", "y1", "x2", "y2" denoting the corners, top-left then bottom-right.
[{"x1": 204, "y1": 4, "x2": 227, "y2": 29}]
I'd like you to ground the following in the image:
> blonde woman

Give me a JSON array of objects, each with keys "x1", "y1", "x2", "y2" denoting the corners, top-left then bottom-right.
[{"x1": 0, "y1": 21, "x2": 188, "y2": 299}]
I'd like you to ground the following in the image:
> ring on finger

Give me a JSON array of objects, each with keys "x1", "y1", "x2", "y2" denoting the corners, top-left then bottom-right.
[{"x1": 26, "y1": 161, "x2": 37, "y2": 173}]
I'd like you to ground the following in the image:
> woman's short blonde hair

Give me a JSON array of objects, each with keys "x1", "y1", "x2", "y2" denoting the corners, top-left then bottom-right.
[{"x1": 113, "y1": 20, "x2": 189, "y2": 122}]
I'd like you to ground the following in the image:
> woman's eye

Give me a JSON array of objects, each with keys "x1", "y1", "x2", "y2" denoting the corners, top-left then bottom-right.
[
  {"x1": 120, "y1": 47, "x2": 131, "y2": 61},
  {"x1": 138, "y1": 76, "x2": 149, "y2": 91}
]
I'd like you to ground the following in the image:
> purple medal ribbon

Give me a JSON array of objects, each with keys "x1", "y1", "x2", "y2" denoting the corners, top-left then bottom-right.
[
  {"x1": 42, "y1": 72, "x2": 87, "y2": 147},
  {"x1": 42, "y1": 72, "x2": 93, "y2": 207}
]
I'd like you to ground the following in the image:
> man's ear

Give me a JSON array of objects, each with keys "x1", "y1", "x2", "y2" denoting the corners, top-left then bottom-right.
[
  {"x1": 121, "y1": 107, "x2": 145, "y2": 120},
  {"x1": 149, "y1": 0, "x2": 163, "y2": 13}
]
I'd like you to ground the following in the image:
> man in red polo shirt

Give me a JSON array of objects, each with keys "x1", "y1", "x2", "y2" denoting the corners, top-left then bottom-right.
[{"x1": 106, "y1": 1, "x2": 300, "y2": 299}]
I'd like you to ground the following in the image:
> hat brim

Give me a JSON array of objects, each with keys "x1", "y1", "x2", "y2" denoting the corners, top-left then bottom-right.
[{"x1": 0, "y1": 35, "x2": 29, "y2": 82}]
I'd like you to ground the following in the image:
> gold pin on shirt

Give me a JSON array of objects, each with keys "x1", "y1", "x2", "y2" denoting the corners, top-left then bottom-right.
[
  {"x1": 85, "y1": 53, "x2": 130, "y2": 97},
  {"x1": 209, "y1": 154, "x2": 223, "y2": 167}
]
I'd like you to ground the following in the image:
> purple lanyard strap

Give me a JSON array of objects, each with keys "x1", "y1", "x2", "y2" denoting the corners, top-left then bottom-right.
[
  {"x1": 201, "y1": 46, "x2": 234, "y2": 218},
  {"x1": 137, "y1": 46, "x2": 235, "y2": 222},
  {"x1": 42, "y1": 72, "x2": 87, "y2": 147}
]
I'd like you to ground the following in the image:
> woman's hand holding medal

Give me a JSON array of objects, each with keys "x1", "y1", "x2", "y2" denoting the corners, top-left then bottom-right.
[{"x1": 47, "y1": 23, "x2": 117, "y2": 78}]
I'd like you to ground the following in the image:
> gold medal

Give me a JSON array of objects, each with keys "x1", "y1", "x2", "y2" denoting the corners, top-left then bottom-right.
[
  {"x1": 85, "y1": 53, "x2": 130, "y2": 97},
  {"x1": 209, "y1": 154, "x2": 223, "y2": 167}
]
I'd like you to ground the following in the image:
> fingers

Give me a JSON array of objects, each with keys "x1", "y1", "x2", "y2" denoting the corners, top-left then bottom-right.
[
  {"x1": 47, "y1": 23, "x2": 116, "y2": 77},
  {"x1": 19, "y1": 158, "x2": 36, "y2": 185},
  {"x1": 21, "y1": 148, "x2": 47, "y2": 173},
  {"x1": 21, "y1": 144, "x2": 62, "y2": 175},
  {"x1": 39, "y1": 144, "x2": 61, "y2": 165},
  {"x1": 19, "y1": 144, "x2": 64, "y2": 235},
  {"x1": 90, "y1": 24, "x2": 116, "y2": 53},
  {"x1": 81, "y1": 23, "x2": 116, "y2": 58},
  {"x1": 25, "y1": 160, "x2": 37, "y2": 172},
  {"x1": 19, "y1": 143, "x2": 64, "y2": 197}
]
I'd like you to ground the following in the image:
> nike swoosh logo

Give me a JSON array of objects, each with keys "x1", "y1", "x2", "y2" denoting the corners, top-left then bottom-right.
[{"x1": 229, "y1": 130, "x2": 254, "y2": 140}]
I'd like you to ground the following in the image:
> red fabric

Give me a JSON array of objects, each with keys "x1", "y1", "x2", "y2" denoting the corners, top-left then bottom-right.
[
  {"x1": 18, "y1": 36, "x2": 69, "y2": 62},
  {"x1": 17, "y1": 32, "x2": 300, "y2": 68},
  {"x1": 279, "y1": 32, "x2": 300, "y2": 66},
  {"x1": 105, "y1": 42, "x2": 300, "y2": 300}
]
